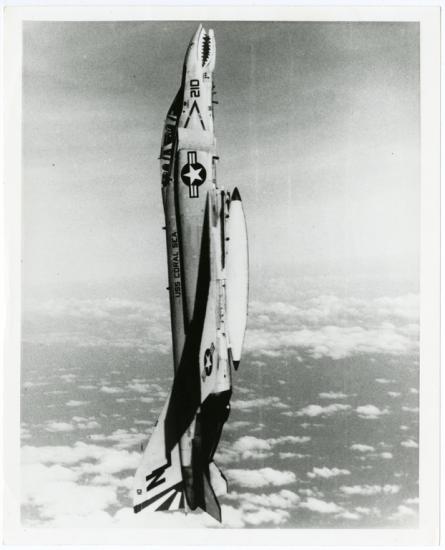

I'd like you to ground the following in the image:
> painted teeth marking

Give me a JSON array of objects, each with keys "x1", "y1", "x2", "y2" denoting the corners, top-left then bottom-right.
[{"x1": 202, "y1": 34, "x2": 211, "y2": 66}]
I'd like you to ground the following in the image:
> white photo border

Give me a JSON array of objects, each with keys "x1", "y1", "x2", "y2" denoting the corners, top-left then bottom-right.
[{"x1": 2, "y1": 4, "x2": 440, "y2": 546}]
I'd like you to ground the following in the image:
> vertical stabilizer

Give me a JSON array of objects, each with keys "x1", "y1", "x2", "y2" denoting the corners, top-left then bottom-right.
[{"x1": 133, "y1": 392, "x2": 186, "y2": 514}]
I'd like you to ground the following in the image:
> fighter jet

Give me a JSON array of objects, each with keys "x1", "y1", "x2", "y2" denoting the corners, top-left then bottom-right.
[{"x1": 133, "y1": 25, "x2": 248, "y2": 523}]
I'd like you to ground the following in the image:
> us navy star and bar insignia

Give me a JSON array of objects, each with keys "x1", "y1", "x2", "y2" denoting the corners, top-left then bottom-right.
[{"x1": 181, "y1": 151, "x2": 207, "y2": 198}]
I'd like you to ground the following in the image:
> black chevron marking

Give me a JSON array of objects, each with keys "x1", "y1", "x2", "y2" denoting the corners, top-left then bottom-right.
[
  {"x1": 156, "y1": 489, "x2": 179, "y2": 511},
  {"x1": 134, "y1": 482, "x2": 183, "y2": 514},
  {"x1": 145, "y1": 465, "x2": 167, "y2": 492},
  {"x1": 184, "y1": 101, "x2": 206, "y2": 130}
]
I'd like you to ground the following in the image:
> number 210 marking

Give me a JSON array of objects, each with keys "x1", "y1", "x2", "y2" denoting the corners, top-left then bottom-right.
[{"x1": 190, "y1": 79, "x2": 200, "y2": 98}]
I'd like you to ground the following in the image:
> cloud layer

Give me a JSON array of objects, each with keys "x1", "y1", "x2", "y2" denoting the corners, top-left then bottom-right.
[
  {"x1": 23, "y1": 292, "x2": 418, "y2": 361},
  {"x1": 245, "y1": 293, "x2": 418, "y2": 359}
]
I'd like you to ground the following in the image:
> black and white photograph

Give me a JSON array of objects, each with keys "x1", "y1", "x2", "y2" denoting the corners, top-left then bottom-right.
[{"x1": 2, "y1": 5, "x2": 440, "y2": 545}]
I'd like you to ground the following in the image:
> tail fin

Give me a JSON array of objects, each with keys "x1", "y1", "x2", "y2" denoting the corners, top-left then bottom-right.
[
  {"x1": 209, "y1": 461, "x2": 228, "y2": 496},
  {"x1": 202, "y1": 473, "x2": 221, "y2": 522},
  {"x1": 133, "y1": 391, "x2": 185, "y2": 514}
]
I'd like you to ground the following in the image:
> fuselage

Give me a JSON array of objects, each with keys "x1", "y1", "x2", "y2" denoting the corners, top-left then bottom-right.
[
  {"x1": 160, "y1": 25, "x2": 230, "y2": 511},
  {"x1": 160, "y1": 26, "x2": 216, "y2": 371},
  {"x1": 133, "y1": 26, "x2": 248, "y2": 523}
]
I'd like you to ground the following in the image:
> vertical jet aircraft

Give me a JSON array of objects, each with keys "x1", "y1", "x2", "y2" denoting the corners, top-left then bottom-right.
[{"x1": 133, "y1": 25, "x2": 249, "y2": 522}]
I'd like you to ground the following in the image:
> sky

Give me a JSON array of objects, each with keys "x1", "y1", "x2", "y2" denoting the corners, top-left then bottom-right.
[
  {"x1": 23, "y1": 21, "x2": 419, "y2": 294},
  {"x1": 21, "y1": 21, "x2": 420, "y2": 530}
]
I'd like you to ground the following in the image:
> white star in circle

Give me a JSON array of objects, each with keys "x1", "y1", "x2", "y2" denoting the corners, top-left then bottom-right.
[{"x1": 184, "y1": 165, "x2": 203, "y2": 185}]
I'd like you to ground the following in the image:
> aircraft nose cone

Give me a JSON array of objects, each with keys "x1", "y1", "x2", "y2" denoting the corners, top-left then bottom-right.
[
  {"x1": 185, "y1": 24, "x2": 204, "y2": 66},
  {"x1": 192, "y1": 24, "x2": 203, "y2": 41},
  {"x1": 184, "y1": 25, "x2": 215, "y2": 72}
]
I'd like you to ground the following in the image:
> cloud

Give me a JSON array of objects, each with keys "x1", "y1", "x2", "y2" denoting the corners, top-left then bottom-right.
[
  {"x1": 307, "y1": 467, "x2": 350, "y2": 479},
  {"x1": 127, "y1": 382, "x2": 152, "y2": 394},
  {"x1": 389, "y1": 504, "x2": 417, "y2": 521},
  {"x1": 22, "y1": 463, "x2": 118, "y2": 521},
  {"x1": 388, "y1": 391, "x2": 401, "y2": 398},
  {"x1": 140, "y1": 397, "x2": 154, "y2": 404},
  {"x1": 88, "y1": 429, "x2": 148, "y2": 450},
  {"x1": 402, "y1": 406, "x2": 419, "y2": 413},
  {"x1": 226, "y1": 489, "x2": 300, "y2": 511},
  {"x1": 44, "y1": 422, "x2": 74, "y2": 432},
  {"x1": 23, "y1": 297, "x2": 172, "y2": 353},
  {"x1": 66, "y1": 400, "x2": 88, "y2": 407},
  {"x1": 217, "y1": 435, "x2": 310, "y2": 464},
  {"x1": 350, "y1": 443, "x2": 375, "y2": 452},
  {"x1": 380, "y1": 452, "x2": 393, "y2": 459},
  {"x1": 356, "y1": 405, "x2": 389, "y2": 419},
  {"x1": 60, "y1": 374, "x2": 76, "y2": 383},
  {"x1": 100, "y1": 386, "x2": 122, "y2": 394},
  {"x1": 275, "y1": 436, "x2": 311, "y2": 444},
  {"x1": 249, "y1": 294, "x2": 418, "y2": 328},
  {"x1": 279, "y1": 452, "x2": 309, "y2": 459},
  {"x1": 340, "y1": 484, "x2": 400, "y2": 496},
  {"x1": 21, "y1": 443, "x2": 299, "y2": 528},
  {"x1": 43, "y1": 414, "x2": 97, "y2": 433},
  {"x1": 318, "y1": 391, "x2": 348, "y2": 399},
  {"x1": 298, "y1": 488, "x2": 325, "y2": 498},
  {"x1": 46, "y1": 505, "x2": 220, "y2": 529},
  {"x1": 24, "y1": 291, "x2": 419, "y2": 360},
  {"x1": 23, "y1": 381, "x2": 48, "y2": 389},
  {"x1": 111, "y1": 382, "x2": 166, "y2": 404},
  {"x1": 224, "y1": 420, "x2": 251, "y2": 432},
  {"x1": 223, "y1": 437, "x2": 273, "y2": 462},
  {"x1": 244, "y1": 293, "x2": 418, "y2": 359},
  {"x1": 241, "y1": 508, "x2": 290, "y2": 526},
  {"x1": 298, "y1": 422, "x2": 323, "y2": 428},
  {"x1": 90, "y1": 473, "x2": 133, "y2": 490},
  {"x1": 220, "y1": 490, "x2": 301, "y2": 527},
  {"x1": 296, "y1": 403, "x2": 351, "y2": 417},
  {"x1": 350, "y1": 444, "x2": 392, "y2": 460},
  {"x1": 300, "y1": 497, "x2": 343, "y2": 514},
  {"x1": 226, "y1": 468, "x2": 297, "y2": 488},
  {"x1": 375, "y1": 378, "x2": 394, "y2": 384},
  {"x1": 21, "y1": 424, "x2": 32, "y2": 440},
  {"x1": 335, "y1": 511, "x2": 361, "y2": 520},
  {"x1": 216, "y1": 503, "x2": 292, "y2": 527},
  {"x1": 401, "y1": 439, "x2": 418, "y2": 448},
  {"x1": 71, "y1": 417, "x2": 101, "y2": 430},
  {"x1": 355, "y1": 506, "x2": 381, "y2": 517},
  {"x1": 246, "y1": 324, "x2": 418, "y2": 360},
  {"x1": 22, "y1": 442, "x2": 141, "y2": 474},
  {"x1": 21, "y1": 442, "x2": 144, "y2": 525},
  {"x1": 231, "y1": 396, "x2": 288, "y2": 411}
]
